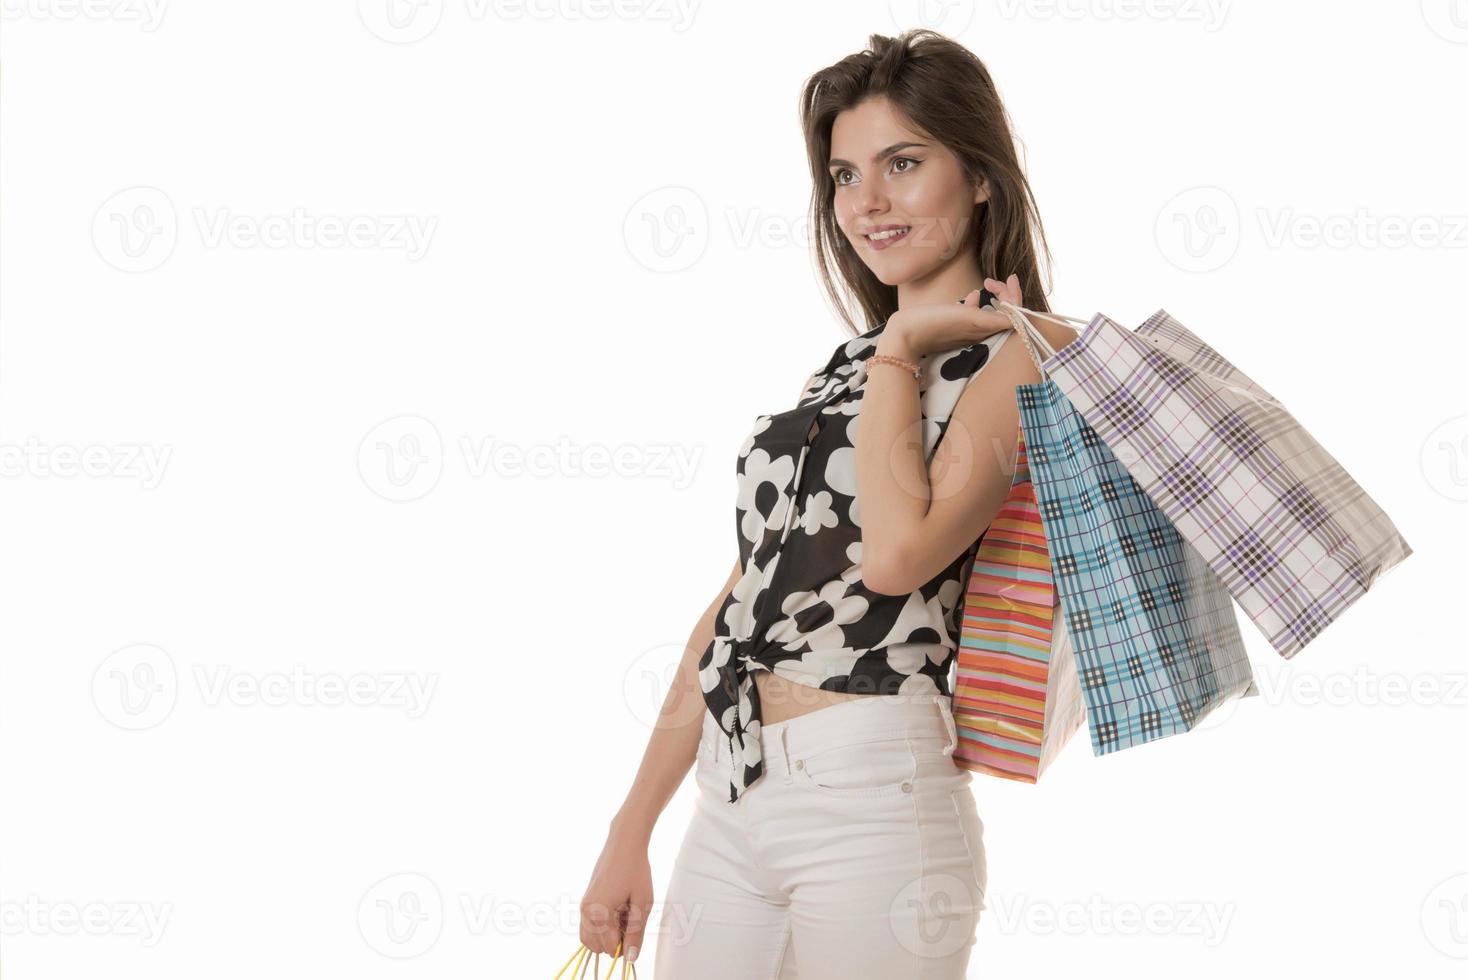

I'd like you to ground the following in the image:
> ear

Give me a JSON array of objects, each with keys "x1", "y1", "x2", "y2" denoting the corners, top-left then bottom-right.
[{"x1": 973, "y1": 175, "x2": 991, "y2": 206}]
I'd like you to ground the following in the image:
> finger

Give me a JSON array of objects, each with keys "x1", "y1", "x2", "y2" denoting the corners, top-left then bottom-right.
[
  {"x1": 997, "y1": 274, "x2": 1021, "y2": 306},
  {"x1": 983, "y1": 277, "x2": 1013, "y2": 306},
  {"x1": 623, "y1": 895, "x2": 652, "y2": 963},
  {"x1": 581, "y1": 898, "x2": 621, "y2": 955},
  {"x1": 972, "y1": 309, "x2": 1016, "y2": 337}
]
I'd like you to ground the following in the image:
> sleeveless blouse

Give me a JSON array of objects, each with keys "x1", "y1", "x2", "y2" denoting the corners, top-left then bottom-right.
[{"x1": 697, "y1": 320, "x2": 1016, "y2": 803}]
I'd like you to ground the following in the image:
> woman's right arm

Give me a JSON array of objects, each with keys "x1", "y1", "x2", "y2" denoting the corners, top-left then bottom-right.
[
  {"x1": 577, "y1": 555, "x2": 742, "y2": 961},
  {"x1": 613, "y1": 554, "x2": 741, "y2": 838}
]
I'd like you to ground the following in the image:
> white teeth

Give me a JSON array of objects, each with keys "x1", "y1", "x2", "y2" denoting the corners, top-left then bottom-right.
[{"x1": 867, "y1": 227, "x2": 909, "y2": 241}]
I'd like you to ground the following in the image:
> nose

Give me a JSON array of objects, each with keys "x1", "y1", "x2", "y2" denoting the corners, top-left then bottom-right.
[{"x1": 847, "y1": 181, "x2": 886, "y2": 221}]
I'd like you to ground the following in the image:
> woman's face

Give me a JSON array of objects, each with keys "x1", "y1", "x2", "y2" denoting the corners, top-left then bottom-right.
[{"x1": 827, "y1": 95, "x2": 987, "y2": 286}]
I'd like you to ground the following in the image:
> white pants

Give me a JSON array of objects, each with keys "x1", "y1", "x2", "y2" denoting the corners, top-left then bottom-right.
[{"x1": 653, "y1": 694, "x2": 988, "y2": 979}]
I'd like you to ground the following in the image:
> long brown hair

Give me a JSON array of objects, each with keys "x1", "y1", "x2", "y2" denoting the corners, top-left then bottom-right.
[{"x1": 799, "y1": 29, "x2": 1054, "y2": 338}]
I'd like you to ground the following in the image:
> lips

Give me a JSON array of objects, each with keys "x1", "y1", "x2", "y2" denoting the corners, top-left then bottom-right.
[{"x1": 863, "y1": 225, "x2": 911, "y2": 250}]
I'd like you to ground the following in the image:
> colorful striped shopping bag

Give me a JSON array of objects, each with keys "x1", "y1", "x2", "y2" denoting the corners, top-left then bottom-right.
[
  {"x1": 953, "y1": 429, "x2": 1085, "y2": 783},
  {"x1": 994, "y1": 302, "x2": 1259, "y2": 756},
  {"x1": 1039, "y1": 308, "x2": 1412, "y2": 658}
]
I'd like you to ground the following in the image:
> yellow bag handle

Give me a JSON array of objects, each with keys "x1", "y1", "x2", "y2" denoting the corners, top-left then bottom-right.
[{"x1": 554, "y1": 937, "x2": 639, "y2": 979}]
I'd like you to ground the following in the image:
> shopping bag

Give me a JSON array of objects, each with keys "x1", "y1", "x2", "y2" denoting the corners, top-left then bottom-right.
[
  {"x1": 555, "y1": 938, "x2": 638, "y2": 978},
  {"x1": 952, "y1": 428, "x2": 1086, "y2": 782},
  {"x1": 995, "y1": 301, "x2": 1259, "y2": 756},
  {"x1": 1038, "y1": 307, "x2": 1411, "y2": 658}
]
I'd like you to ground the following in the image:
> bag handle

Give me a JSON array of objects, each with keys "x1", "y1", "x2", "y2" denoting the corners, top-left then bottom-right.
[
  {"x1": 988, "y1": 298, "x2": 1079, "y2": 373},
  {"x1": 556, "y1": 938, "x2": 639, "y2": 978}
]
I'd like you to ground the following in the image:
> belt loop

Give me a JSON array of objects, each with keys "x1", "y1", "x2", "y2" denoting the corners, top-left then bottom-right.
[
  {"x1": 938, "y1": 698, "x2": 958, "y2": 756},
  {"x1": 777, "y1": 724, "x2": 793, "y2": 779}
]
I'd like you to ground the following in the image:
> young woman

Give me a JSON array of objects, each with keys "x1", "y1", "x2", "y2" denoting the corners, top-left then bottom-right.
[{"x1": 579, "y1": 29, "x2": 1081, "y2": 978}]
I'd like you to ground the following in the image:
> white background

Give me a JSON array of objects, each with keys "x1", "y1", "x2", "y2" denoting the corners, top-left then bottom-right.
[{"x1": 2, "y1": 1, "x2": 1464, "y2": 977}]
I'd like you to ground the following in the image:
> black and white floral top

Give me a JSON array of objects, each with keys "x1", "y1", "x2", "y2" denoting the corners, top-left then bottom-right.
[{"x1": 697, "y1": 316, "x2": 1016, "y2": 803}]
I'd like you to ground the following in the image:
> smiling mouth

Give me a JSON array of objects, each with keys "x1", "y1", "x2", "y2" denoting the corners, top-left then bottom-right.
[{"x1": 864, "y1": 226, "x2": 911, "y2": 249}]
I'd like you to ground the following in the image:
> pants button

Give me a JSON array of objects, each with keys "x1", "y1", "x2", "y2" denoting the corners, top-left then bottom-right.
[{"x1": 901, "y1": 781, "x2": 913, "y2": 793}]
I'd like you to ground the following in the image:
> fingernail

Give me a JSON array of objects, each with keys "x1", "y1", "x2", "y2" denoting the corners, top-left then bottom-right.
[{"x1": 628, "y1": 946, "x2": 639, "y2": 962}]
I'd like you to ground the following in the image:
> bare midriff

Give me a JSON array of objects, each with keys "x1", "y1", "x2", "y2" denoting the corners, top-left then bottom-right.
[{"x1": 753, "y1": 670, "x2": 869, "y2": 724}]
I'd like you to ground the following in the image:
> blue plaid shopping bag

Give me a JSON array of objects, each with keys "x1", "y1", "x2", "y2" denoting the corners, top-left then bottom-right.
[{"x1": 996, "y1": 300, "x2": 1259, "y2": 755}]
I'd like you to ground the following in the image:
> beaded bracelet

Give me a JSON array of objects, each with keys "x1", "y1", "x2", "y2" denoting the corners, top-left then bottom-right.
[{"x1": 868, "y1": 353, "x2": 920, "y2": 380}]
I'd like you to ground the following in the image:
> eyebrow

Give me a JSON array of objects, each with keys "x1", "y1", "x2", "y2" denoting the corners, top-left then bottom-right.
[{"x1": 828, "y1": 141, "x2": 928, "y2": 170}]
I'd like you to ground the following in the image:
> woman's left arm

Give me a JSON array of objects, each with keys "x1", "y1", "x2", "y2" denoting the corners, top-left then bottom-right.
[{"x1": 856, "y1": 329, "x2": 1046, "y2": 596}]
